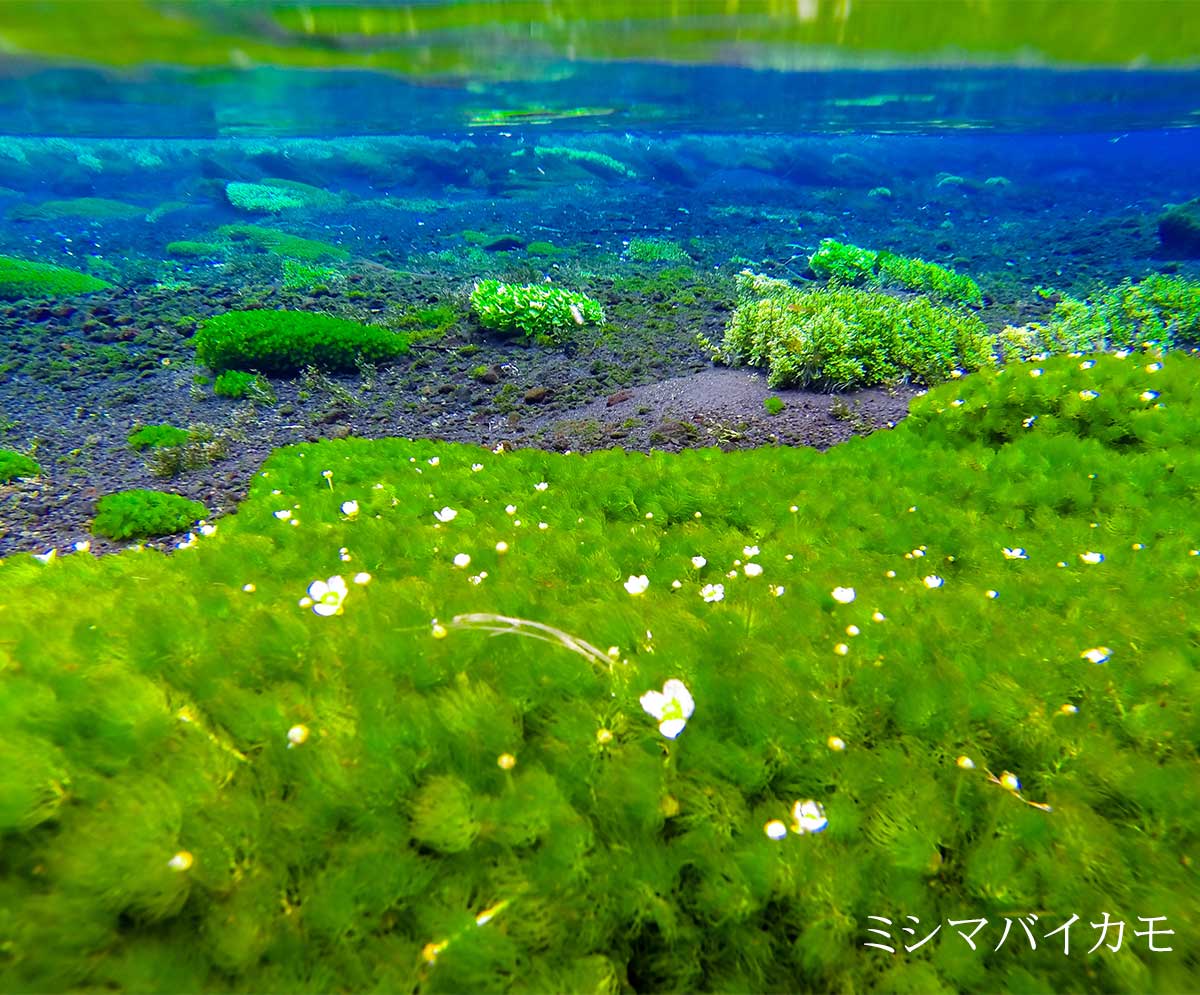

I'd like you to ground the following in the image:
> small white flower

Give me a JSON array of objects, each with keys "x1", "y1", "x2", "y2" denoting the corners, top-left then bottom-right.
[
  {"x1": 832, "y1": 587, "x2": 856, "y2": 604},
  {"x1": 1022, "y1": 415, "x2": 1037, "y2": 428},
  {"x1": 453, "y1": 553, "x2": 471, "y2": 568},
  {"x1": 167, "y1": 851, "x2": 194, "y2": 871},
  {"x1": 535, "y1": 481, "x2": 549, "y2": 492},
  {"x1": 691, "y1": 555, "x2": 707, "y2": 569},
  {"x1": 73, "y1": 540, "x2": 91, "y2": 553},
  {"x1": 743, "y1": 545, "x2": 760, "y2": 557},
  {"x1": 789, "y1": 799, "x2": 828, "y2": 835},
  {"x1": 845, "y1": 625, "x2": 860, "y2": 636},
  {"x1": 700, "y1": 583, "x2": 725, "y2": 603},
  {"x1": 827, "y1": 736, "x2": 846, "y2": 752},
  {"x1": 639, "y1": 678, "x2": 695, "y2": 739},
  {"x1": 743, "y1": 563, "x2": 763, "y2": 578},
  {"x1": 198, "y1": 523, "x2": 217, "y2": 537},
  {"x1": 986, "y1": 590, "x2": 999, "y2": 599},
  {"x1": 1001, "y1": 547, "x2": 1027, "y2": 560},
  {"x1": 1080, "y1": 551, "x2": 1105, "y2": 565},
  {"x1": 769, "y1": 585, "x2": 785, "y2": 597},
  {"x1": 1081, "y1": 646, "x2": 1111, "y2": 665},
  {"x1": 1079, "y1": 389, "x2": 1099, "y2": 400},
  {"x1": 471, "y1": 463, "x2": 484, "y2": 472},
  {"x1": 306, "y1": 575, "x2": 348, "y2": 617},
  {"x1": 1079, "y1": 359, "x2": 1096, "y2": 370},
  {"x1": 671, "y1": 579, "x2": 682, "y2": 589},
  {"x1": 624, "y1": 574, "x2": 650, "y2": 595},
  {"x1": 1146, "y1": 361, "x2": 1163, "y2": 372},
  {"x1": 538, "y1": 522, "x2": 548, "y2": 530},
  {"x1": 427, "y1": 456, "x2": 440, "y2": 466},
  {"x1": 1132, "y1": 543, "x2": 1144, "y2": 551},
  {"x1": 1115, "y1": 349, "x2": 1130, "y2": 358},
  {"x1": 287, "y1": 724, "x2": 309, "y2": 747},
  {"x1": 341, "y1": 500, "x2": 359, "y2": 517},
  {"x1": 764, "y1": 820, "x2": 789, "y2": 841},
  {"x1": 956, "y1": 756, "x2": 975, "y2": 770},
  {"x1": 923, "y1": 575, "x2": 944, "y2": 588},
  {"x1": 872, "y1": 611, "x2": 885, "y2": 621},
  {"x1": 1059, "y1": 703, "x2": 1079, "y2": 715},
  {"x1": 834, "y1": 643, "x2": 849, "y2": 656},
  {"x1": 431, "y1": 620, "x2": 448, "y2": 639},
  {"x1": 1029, "y1": 368, "x2": 1043, "y2": 378},
  {"x1": 353, "y1": 572, "x2": 371, "y2": 585},
  {"x1": 242, "y1": 583, "x2": 256, "y2": 593},
  {"x1": 505, "y1": 504, "x2": 517, "y2": 515},
  {"x1": 495, "y1": 541, "x2": 509, "y2": 553},
  {"x1": 999, "y1": 771, "x2": 1021, "y2": 792},
  {"x1": 951, "y1": 399, "x2": 964, "y2": 407},
  {"x1": 434, "y1": 506, "x2": 457, "y2": 523},
  {"x1": 1140, "y1": 390, "x2": 1160, "y2": 402},
  {"x1": 273, "y1": 509, "x2": 292, "y2": 520}
]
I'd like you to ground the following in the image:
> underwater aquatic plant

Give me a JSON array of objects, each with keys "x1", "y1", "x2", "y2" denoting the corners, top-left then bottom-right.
[
  {"x1": 0, "y1": 446, "x2": 40, "y2": 481},
  {"x1": 90, "y1": 488, "x2": 208, "y2": 540},
  {"x1": 126, "y1": 424, "x2": 190, "y2": 451},
  {"x1": 469, "y1": 279, "x2": 604, "y2": 344},
  {"x1": 194, "y1": 309, "x2": 410, "y2": 374},
  {"x1": 808, "y1": 238, "x2": 983, "y2": 305},
  {"x1": 0, "y1": 254, "x2": 112, "y2": 299}
]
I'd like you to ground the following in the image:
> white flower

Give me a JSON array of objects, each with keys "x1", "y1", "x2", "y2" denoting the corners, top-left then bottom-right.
[
  {"x1": 242, "y1": 583, "x2": 256, "y2": 593},
  {"x1": 495, "y1": 541, "x2": 509, "y2": 553},
  {"x1": 198, "y1": 523, "x2": 217, "y2": 537},
  {"x1": 1029, "y1": 368, "x2": 1043, "y2": 378},
  {"x1": 287, "y1": 724, "x2": 309, "y2": 747},
  {"x1": 1079, "y1": 359, "x2": 1096, "y2": 370},
  {"x1": 1023, "y1": 415, "x2": 1037, "y2": 428},
  {"x1": 341, "y1": 500, "x2": 359, "y2": 517},
  {"x1": 700, "y1": 583, "x2": 725, "y2": 603},
  {"x1": 505, "y1": 504, "x2": 517, "y2": 515},
  {"x1": 471, "y1": 463, "x2": 484, "y2": 472},
  {"x1": 639, "y1": 678, "x2": 695, "y2": 739},
  {"x1": 307, "y1": 575, "x2": 348, "y2": 617},
  {"x1": 1059, "y1": 703, "x2": 1079, "y2": 715},
  {"x1": 923, "y1": 575, "x2": 944, "y2": 588},
  {"x1": 1002, "y1": 547, "x2": 1027, "y2": 560},
  {"x1": 691, "y1": 555, "x2": 707, "y2": 569},
  {"x1": 1146, "y1": 361, "x2": 1163, "y2": 372},
  {"x1": 538, "y1": 522, "x2": 548, "y2": 530},
  {"x1": 951, "y1": 399, "x2": 964, "y2": 407},
  {"x1": 72, "y1": 540, "x2": 91, "y2": 553},
  {"x1": 427, "y1": 456, "x2": 440, "y2": 466},
  {"x1": 764, "y1": 820, "x2": 789, "y2": 841},
  {"x1": 743, "y1": 563, "x2": 763, "y2": 578},
  {"x1": 956, "y1": 755, "x2": 976, "y2": 770},
  {"x1": 624, "y1": 574, "x2": 649, "y2": 595},
  {"x1": 986, "y1": 590, "x2": 999, "y2": 599},
  {"x1": 1079, "y1": 551, "x2": 1104, "y2": 565},
  {"x1": 999, "y1": 771, "x2": 1021, "y2": 792},
  {"x1": 1081, "y1": 646, "x2": 1111, "y2": 664},
  {"x1": 453, "y1": 553, "x2": 471, "y2": 568},
  {"x1": 273, "y1": 509, "x2": 292, "y2": 520},
  {"x1": 353, "y1": 572, "x2": 371, "y2": 585},
  {"x1": 743, "y1": 545, "x2": 760, "y2": 557},
  {"x1": 431, "y1": 619, "x2": 448, "y2": 639},
  {"x1": 1140, "y1": 390, "x2": 1160, "y2": 402},
  {"x1": 1079, "y1": 389, "x2": 1099, "y2": 400},
  {"x1": 535, "y1": 481, "x2": 549, "y2": 491},
  {"x1": 769, "y1": 585, "x2": 785, "y2": 597},
  {"x1": 434, "y1": 507, "x2": 457, "y2": 523},
  {"x1": 831, "y1": 586, "x2": 856, "y2": 604},
  {"x1": 671, "y1": 579, "x2": 682, "y2": 589},
  {"x1": 872, "y1": 610, "x2": 886, "y2": 621},
  {"x1": 834, "y1": 643, "x2": 849, "y2": 656},
  {"x1": 789, "y1": 799, "x2": 828, "y2": 835},
  {"x1": 827, "y1": 736, "x2": 846, "y2": 752},
  {"x1": 845, "y1": 625, "x2": 860, "y2": 636},
  {"x1": 1115, "y1": 349, "x2": 1130, "y2": 358}
]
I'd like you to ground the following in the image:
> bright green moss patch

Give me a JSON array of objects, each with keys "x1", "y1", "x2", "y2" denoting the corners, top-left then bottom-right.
[
  {"x1": 0, "y1": 447, "x2": 40, "y2": 481},
  {"x1": 165, "y1": 240, "x2": 223, "y2": 259},
  {"x1": 213, "y1": 369, "x2": 276, "y2": 403},
  {"x1": 194, "y1": 309, "x2": 410, "y2": 374},
  {"x1": 809, "y1": 238, "x2": 983, "y2": 306},
  {"x1": 8, "y1": 197, "x2": 146, "y2": 223},
  {"x1": 1, "y1": 352, "x2": 1198, "y2": 993},
  {"x1": 626, "y1": 237, "x2": 691, "y2": 263},
  {"x1": 215, "y1": 224, "x2": 350, "y2": 262},
  {"x1": 711, "y1": 270, "x2": 993, "y2": 388},
  {"x1": 470, "y1": 279, "x2": 604, "y2": 344},
  {"x1": 0, "y1": 255, "x2": 112, "y2": 299},
  {"x1": 90, "y1": 489, "x2": 208, "y2": 540},
  {"x1": 127, "y1": 424, "x2": 190, "y2": 452}
]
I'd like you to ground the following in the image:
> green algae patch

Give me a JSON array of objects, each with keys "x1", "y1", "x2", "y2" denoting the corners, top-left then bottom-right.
[
  {"x1": 90, "y1": 489, "x2": 208, "y2": 540},
  {"x1": 8, "y1": 197, "x2": 147, "y2": 223},
  {"x1": 0, "y1": 447, "x2": 40, "y2": 481},
  {"x1": 470, "y1": 279, "x2": 604, "y2": 344},
  {"x1": 0, "y1": 255, "x2": 112, "y2": 300},
  {"x1": 194, "y1": 309, "x2": 410, "y2": 374},
  {"x1": 809, "y1": 238, "x2": 983, "y2": 306},
  {"x1": 216, "y1": 223, "x2": 350, "y2": 262},
  {"x1": 1, "y1": 351, "x2": 1197, "y2": 993}
]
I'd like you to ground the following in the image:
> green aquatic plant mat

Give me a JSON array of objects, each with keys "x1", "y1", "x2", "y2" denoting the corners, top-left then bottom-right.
[
  {"x1": 216, "y1": 224, "x2": 350, "y2": 263},
  {"x1": 127, "y1": 424, "x2": 190, "y2": 452},
  {"x1": 1003, "y1": 275, "x2": 1200, "y2": 361},
  {"x1": 194, "y1": 310, "x2": 410, "y2": 375},
  {"x1": 809, "y1": 238, "x2": 983, "y2": 306},
  {"x1": 0, "y1": 254, "x2": 112, "y2": 300},
  {"x1": 90, "y1": 489, "x2": 209, "y2": 541},
  {"x1": 712, "y1": 270, "x2": 993, "y2": 389},
  {"x1": 1, "y1": 351, "x2": 1198, "y2": 993}
]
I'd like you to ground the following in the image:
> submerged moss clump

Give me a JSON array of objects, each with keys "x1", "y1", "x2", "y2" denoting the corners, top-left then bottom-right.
[
  {"x1": 90, "y1": 489, "x2": 208, "y2": 540},
  {"x1": 0, "y1": 352, "x2": 1198, "y2": 994},
  {"x1": 469, "y1": 279, "x2": 604, "y2": 344},
  {"x1": 626, "y1": 237, "x2": 691, "y2": 264},
  {"x1": 127, "y1": 424, "x2": 190, "y2": 452},
  {"x1": 809, "y1": 238, "x2": 983, "y2": 306},
  {"x1": 216, "y1": 223, "x2": 350, "y2": 262},
  {"x1": 712, "y1": 270, "x2": 993, "y2": 388},
  {"x1": 0, "y1": 255, "x2": 112, "y2": 299},
  {"x1": 0, "y1": 447, "x2": 40, "y2": 481},
  {"x1": 194, "y1": 309, "x2": 410, "y2": 374}
]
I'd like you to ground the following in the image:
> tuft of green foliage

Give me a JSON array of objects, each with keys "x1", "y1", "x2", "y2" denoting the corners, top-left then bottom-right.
[
  {"x1": 763, "y1": 396, "x2": 785, "y2": 415},
  {"x1": 0, "y1": 447, "x2": 40, "y2": 481},
  {"x1": 90, "y1": 489, "x2": 208, "y2": 540},
  {"x1": 194, "y1": 310, "x2": 410, "y2": 374},
  {"x1": 532, "y1": 145, "x2": 636, "y2": 178},
  {"x1": 1002, "y1": 274, "x2": 1200, "y2": 362},
  {"x1": 225, "y1": 181, "x2": 306, "y2": 213},
  {"x1": 127, "y1": 424, "x2": 190, "y2": 452},
  {"x1": 165, "y1": 241, "x2": 222, "y2": 259},
  {"x1": 0, "y1": 255, "x2": 112, "y2": 299},
  {"x1": 281, "y1": 258, "x2": 340, "y2": 292},
  {"x1": 809, "y1": 238, "x2": 983, "y2": 306},
  {"x1": 469, "y1": 279, "x2": 604, "y2": 345},
  {"x1": 627, "y1": 238, "x2": 692, "y2": 264},
  {"x1": 8, "y1": 197, "x2": 145, "y2": 223},
  {"x1": 216, "y1": 224, "x2": 349, "y2": 263},
  {"x1": 213, "y1": 370, "x2": 277, "y2": 404},
  {"x1": 1, "y1": 351, "x2": 1199, "y2": 994},
  {"x1": 391, "y1": 303, "x2": 461, "y2": 343},
  {"x1": 712, "y1": 270, "x2": 994, "y2": 389}
]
